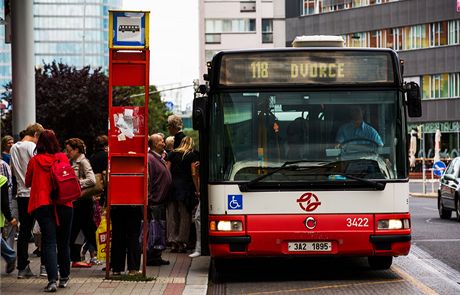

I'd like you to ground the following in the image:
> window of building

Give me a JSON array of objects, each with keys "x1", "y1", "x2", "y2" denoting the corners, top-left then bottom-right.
[
  {"x1": 448, "y1": 20, "x2": 460, "y2": 45},
  {"x1": 430, "y1": 22, "x2": 447, "y2": 47},
  {"x1": 205, "y1": 19, "x2": 256, "y2": 33},
  {"x1": 240, "y1": 1, "x2": 256, "y2": 12},
  {"x1": 205, "y1": 33, "x2": 221, "y2": 44},
  {"x1": 449, "y1": 73, "x2": 460, "y2": 98},
  {"x1": 392, "y1": 28, "x2": 403, "y2": 50},
  {"x1": 302, "y1": 0, "x2": 318, "y2": 15},
  {"x1": 262, "y1": 19, "x2": 273, "y2": 43},
  {"x1": 302, "y1": 0, "x2": 399, "y2": 15},
  {"x1": 421, "y1": 73, "x2": 449, "y2": 99}
]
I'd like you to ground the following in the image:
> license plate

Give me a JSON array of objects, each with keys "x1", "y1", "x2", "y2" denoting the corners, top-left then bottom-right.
[{"x1": 288, "y1": 242, "x2": 332, "y2": 252}]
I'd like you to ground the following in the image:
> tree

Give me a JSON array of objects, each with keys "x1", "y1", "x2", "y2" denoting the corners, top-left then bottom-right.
[
  {"x1": 35, "y1": 62, "x2": 108, "y2": 154},
  {"x1": 123, "y1": 85, "x2": 172, "y2": 136},
  {"x1": 1, "y1": 62, "x2": 173, "y2": 154}
]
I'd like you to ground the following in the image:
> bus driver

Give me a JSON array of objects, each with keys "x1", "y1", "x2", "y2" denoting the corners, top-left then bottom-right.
[{"x1": 335, "y1": 106, "x2": 383, "y2": 148}]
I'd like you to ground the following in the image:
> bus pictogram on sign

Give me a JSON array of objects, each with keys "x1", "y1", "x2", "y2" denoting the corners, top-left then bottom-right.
[{"x1": 297, "y1": 192, "x2": 321, "y2": 212}]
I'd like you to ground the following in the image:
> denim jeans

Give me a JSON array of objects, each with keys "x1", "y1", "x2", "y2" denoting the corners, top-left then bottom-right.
[
  {"x1": 17, "y1": 197, "x2": 36, "y2": 270},
  {"x1": 1, "y1": 236, "x2": 16, "y2": 263},
  {"x1": 34, "y1": 205, "x2": 73, "y2": 283}
]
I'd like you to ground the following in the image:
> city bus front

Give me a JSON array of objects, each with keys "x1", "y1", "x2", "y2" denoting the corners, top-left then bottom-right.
[{"x1": 195, "y1": 49, "x2": 421, "y2": 270}]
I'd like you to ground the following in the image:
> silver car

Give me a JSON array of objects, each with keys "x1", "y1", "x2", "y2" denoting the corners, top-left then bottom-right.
[{"x1": 438, "y1": 157, "x2": 460, "y2": 221}]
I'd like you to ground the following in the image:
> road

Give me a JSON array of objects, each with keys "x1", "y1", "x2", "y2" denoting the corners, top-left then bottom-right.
[{"x1": 207, "y1": 195, "x2": 460, "y2": 295}]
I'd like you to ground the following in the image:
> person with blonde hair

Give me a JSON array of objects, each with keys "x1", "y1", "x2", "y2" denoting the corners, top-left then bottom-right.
[{"x1": 165, "y1": 136, "x2": 199, "y2": 253}]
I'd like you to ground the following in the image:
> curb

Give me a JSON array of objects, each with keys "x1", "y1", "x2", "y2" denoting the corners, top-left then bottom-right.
[{"x1": 410, "y1": 193, "x2": 437, "y2": 198}]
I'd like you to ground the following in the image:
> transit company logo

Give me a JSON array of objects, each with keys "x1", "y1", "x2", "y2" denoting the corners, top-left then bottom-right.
[{"x1": 297, "y1": 192, "x2": 321, "y2": 212}]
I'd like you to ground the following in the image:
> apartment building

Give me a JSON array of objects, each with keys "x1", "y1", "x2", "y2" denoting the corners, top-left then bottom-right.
[
  {"x1": 286, "y1": 0, "x2": 460, "y2": 161},
  {"x1": 199, "y1": 0, "x2": 286, "y2": 82}
]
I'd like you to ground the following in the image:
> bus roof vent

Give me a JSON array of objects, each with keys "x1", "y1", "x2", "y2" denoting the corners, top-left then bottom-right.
[{"x1": 292, "y1": 35, "x2": 344, "y2": 48}]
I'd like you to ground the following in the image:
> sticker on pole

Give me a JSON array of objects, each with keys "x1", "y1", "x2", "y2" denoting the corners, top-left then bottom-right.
[
  {"x1": 433, "y1": 161, "x2": 446, "y2": 177},
  {"x1": 227, "y1": 194, "x2": 242, "y2": 210}
]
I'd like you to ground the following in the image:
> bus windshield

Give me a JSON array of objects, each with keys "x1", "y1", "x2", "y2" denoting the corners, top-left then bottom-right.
[{"x1": 209, "y1": 90, "x2": 406, "y2": 183}]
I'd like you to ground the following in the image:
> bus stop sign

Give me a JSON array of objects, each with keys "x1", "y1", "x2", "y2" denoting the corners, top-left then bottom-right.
[{"x1": 433, "y1": 161, "x2": 446, "y2": 177}]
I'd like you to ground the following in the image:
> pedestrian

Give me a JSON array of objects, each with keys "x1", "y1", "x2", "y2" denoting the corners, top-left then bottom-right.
[
  {"x1": 64, "y1": 138, "x2": 96, "y2": 268},
  {"x1": 25, "y1": 130, "x2": 73, "y2": 291},
  {"x1": 166, "y1": 136, "x2": 200, "y2": 253},
  {"x1": 1, "y1": 174, "x2": 18, "y2": 274},
  {"x1": 10, "y1": 122, "x2": 46, "y2": 278},
  {"x1": 0, "y1": 158, "x2": 18, "y2": 250},
  {"x1": 110, "y1": 205, "x2": 142, "y2": 275},
  {"x1": 146, "y1": 134, "x2": 171, "y2": 266},
  {"x1": 165, "y1": 136, "x2": 174, "y2": 154},
  {"x1": 2, "y1": 135, "x2": 14, "y2": 164},
  {"x1": 82, "y1": 134, "x2": 108, "y2": 265},
  {"x1": 167, "y1": 115, "x2": 185, "y2": 149},
  {"x1": 189, "y1": 161, "x2": 201, "y2": 258}
]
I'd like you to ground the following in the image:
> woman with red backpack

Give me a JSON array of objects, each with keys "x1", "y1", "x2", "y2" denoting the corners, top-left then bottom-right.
[{"x1": 25, "y1": 129, "x2": 73, "y2": 292}]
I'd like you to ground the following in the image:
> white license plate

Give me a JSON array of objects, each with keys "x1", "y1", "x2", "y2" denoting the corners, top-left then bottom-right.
[{"x1": 288, "y1": 242, "x2": 332, "y2": 252}]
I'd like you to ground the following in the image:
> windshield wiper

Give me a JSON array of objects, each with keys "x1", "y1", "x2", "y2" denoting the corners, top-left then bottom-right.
[
  {"x1": 240, "y1": 160, "x2": 330, "y2": 191},
  {"x1": 325, "y1": 172, "x2": 385, "y2": 190}
]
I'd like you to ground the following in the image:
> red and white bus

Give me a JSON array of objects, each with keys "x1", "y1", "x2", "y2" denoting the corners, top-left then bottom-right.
[{"x1": 193, "y1": 36, "x2": 422, "y2": 280}]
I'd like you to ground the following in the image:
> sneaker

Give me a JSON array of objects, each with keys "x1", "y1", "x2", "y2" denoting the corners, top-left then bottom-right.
[
  {"x1": 44, "y1": 281, "x2": 57, "y2": 292},
  {"x1": 17, "y1": 265, "x2": 34, "y2": 279},
  {"x1": 40, "y1": 265, "x2": 47, "y2": 277},
  {"x1": 58, "y1": 277, "x2": 69, "y2": 288},
  {"x1": 72, "y1": 261, "x2": 92, "y2": 268},
  {"x1": 89, "y1": 257, "x2": 101, "y2": 265},
  {"x1": 188, "y1": 251, "x2": 201, "y2": 258},
  {"x1": 128, "y1": 270, "x2": 141, "y2": 276},
  {"x1": 6, "y1": 258, "x2": 16, "y2": 274}
]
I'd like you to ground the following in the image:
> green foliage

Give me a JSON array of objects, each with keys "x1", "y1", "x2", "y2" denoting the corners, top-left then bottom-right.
[
  {"x1": 1, "y1": 62, "x2": 173, "y2": 154},
  {"x1": 126, "y1": 85, "x2": 172, "y2": 136},
  {"x1": 0, "y1": 83, "x2": 13, "y2": 135},
  {"x1": 35, "y1": 62, "x2": 108, "y2": 153}
]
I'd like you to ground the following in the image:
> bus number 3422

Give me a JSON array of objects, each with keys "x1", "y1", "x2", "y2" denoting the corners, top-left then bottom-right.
[{"x1": 346, "y1": 218, "x2": 369, "y2": 227}]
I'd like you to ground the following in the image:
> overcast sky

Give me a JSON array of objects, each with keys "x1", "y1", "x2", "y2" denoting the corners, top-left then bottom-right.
[{"x1": 122, "y1": 1, "x2": 199, "y2": 110}]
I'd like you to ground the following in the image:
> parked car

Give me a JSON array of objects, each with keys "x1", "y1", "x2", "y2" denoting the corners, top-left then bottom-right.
[{"x1": 438, "y1": 157, "x2": 460, "y2": 221}]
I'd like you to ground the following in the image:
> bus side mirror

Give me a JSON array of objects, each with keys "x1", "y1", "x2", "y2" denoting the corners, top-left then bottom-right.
[
  {"x1": 406, "y1": 82, "x2": 422, "y2": 118},
  {"x1": 193, "y1": 96, "x2": 207, "y2": 130}
]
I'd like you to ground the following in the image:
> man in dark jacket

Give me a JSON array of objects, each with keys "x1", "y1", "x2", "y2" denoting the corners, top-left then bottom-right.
[{"x1": 146, "y1": 133, "x2": 172, "y2": 265}]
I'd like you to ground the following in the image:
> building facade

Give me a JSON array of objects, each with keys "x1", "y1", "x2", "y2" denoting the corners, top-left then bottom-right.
[
  {"x1": 286, "y1": 0, "x2": 460, "y2": 162},
  {"x1": 199, "y1": 0, "x2": 286, "y2": 82},
  {"x1": 0, "y1": 0, "x2": 122, "y2": 90}
]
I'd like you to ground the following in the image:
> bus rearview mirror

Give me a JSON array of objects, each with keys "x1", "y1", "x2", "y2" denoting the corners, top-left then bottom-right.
[
  {"x1": 406, "y1": 82, "x2": 422, "y2": 118},
  {"x1": 193, "y1": 96, "x2": 207, "y2": 130}
]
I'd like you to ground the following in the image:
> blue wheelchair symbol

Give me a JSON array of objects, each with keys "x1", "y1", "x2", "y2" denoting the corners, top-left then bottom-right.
[{"x1": 228, "y1": 195, "x2": 242, "y2": 210}]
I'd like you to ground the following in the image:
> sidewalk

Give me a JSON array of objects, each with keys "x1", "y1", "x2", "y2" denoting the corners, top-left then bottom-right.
[
  {"x1": 409, "y1": 179, "x2": 438, "y2": 198},
  {"x1": 0, "y1": 243, "x2": 210, "y2": 295}
]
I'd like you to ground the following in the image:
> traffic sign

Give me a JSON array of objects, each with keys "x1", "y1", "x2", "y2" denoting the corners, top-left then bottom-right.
[{"x1": 433, "y1": 161, "x2": 446, "y2": 177}]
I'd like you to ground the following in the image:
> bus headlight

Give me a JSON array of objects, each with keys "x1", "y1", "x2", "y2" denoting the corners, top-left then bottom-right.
[
  {"x1": 210, "y1": 220, "x2": 243, "y2": 231},
  {"x1": 378, "y1": 218, "x2": 410, "y2": 230}
]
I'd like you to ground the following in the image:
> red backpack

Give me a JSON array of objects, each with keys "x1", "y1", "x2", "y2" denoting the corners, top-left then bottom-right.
[{"x1": 50, "y1": 158, "x2": 81, "y2": 205}]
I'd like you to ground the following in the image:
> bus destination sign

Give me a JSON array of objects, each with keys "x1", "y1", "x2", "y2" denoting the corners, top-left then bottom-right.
[{"x1": 218, "y1": 51, "x2": 395, "y2": 86}]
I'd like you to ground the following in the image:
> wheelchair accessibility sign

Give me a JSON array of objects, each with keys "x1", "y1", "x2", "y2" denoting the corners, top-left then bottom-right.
[{"x1": 228, "y1": 195, "x2": 243, "y2": 210}]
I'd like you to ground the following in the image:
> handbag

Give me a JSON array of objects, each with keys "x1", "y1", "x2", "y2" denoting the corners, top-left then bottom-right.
[
  {"x1": 139, "y1": 219, "x2": 166, "y2": 251},
  {"x1": 80, "y1": 173, "x2": 104, "y2": 199}
]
